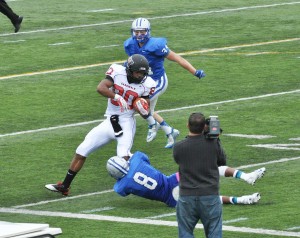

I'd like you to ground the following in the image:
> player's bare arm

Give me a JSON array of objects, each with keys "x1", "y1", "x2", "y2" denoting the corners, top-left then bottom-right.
[
  {"x1": 97, "y1": 78, "x2": 115, "y2": 98},
  {"x1": 166, "y1": 50, "x2": 197, "y2": 75}
]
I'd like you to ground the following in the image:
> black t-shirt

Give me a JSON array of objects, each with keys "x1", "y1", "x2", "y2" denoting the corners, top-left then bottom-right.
[{"x1": 173, "y1": 134, "x2": 227, "y2": 196}]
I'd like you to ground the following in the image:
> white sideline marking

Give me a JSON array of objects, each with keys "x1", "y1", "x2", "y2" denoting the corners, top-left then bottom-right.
[
  {"x1": 236, "y1": 157, "x2": 300, "y2": 170},
  {"x1": 248, "y1": 144, "x2": 300, "y2": 151},
  {"x1": 0, "y1": 38, "x2": 299, "y2": 81},
  {"x1": 81, "y1": 207, "x2": 115, "y2": 213},
  {"x1": 48, "y1": 42, "x2": 72, "y2": 46},
  {"x1": 86, "y1": 9, "x2": 114, "y2": 13},
  {"x1": 245, "y1": 52, "x2": 272, "y2": 56},
  {"x1": 0, "y1": 119, "x2": 102, "y2": 138},
  {"x1": 147, "y1": 213, "x2": 248, "y2": 224},
  {"x1": 13, "y1": 190, "x2": 113, "y2": 208},
  {"x1": 3, "y1": 40, "x2": 25, "y2": 43},
  {"x1": 223, "y1": 218, "x2": 248, "y2": 224},
  {"x1": 224, "y1": 134, "x2": 276, "y2": 139},
  {"x1": 146, "y1": 212, "x2": 176, "y2": 219},
  {"x1": 1, "y1": 2, "x2": 300, "y2": 37},
  {"x1": 157, "y1": 89, "x2": 300, "y2": 113},
  {"x1": 288, "y1": 227, "x2": 300, "y2": 231},
  {"x1": 0, "y1": 208, "x2": 299, "y2": 237},
  {"x1": 95, "y1": 44, "x2": 120, "y2": 48},
  {"x1": 290, "y1": 138, "x2": 300, "y2": 141},
  {"x1": 148, "y1": 214, "x2": 250, "y2": 225},
  {"x1": 181, "y1": 38, "x2": 300, "y2": 56},
  {"x1": 1, "y1": 89, "x2": 299, "y2": 138},
  {"x1": 12, "y1": 156, "x2": 300, "y2": 209}
]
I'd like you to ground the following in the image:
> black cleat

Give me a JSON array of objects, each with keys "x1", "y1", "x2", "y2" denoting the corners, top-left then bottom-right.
[{"x1": 14, "y1": 16, "x2": 23, "y2": 33}]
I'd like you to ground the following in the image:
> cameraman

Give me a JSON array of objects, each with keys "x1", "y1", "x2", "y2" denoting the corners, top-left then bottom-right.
[{"x1": 173, "y1": 112, "x2": 226, "y2": 238}]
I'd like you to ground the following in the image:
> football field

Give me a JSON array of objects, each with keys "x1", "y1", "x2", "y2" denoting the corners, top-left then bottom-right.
[{"x1": 0, "y1": 0, "x2": 299, "y2": 237}]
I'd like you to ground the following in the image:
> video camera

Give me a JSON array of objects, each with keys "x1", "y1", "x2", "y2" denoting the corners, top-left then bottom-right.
[{"x1": 204, "y1": 116, "x2": 221, "y2": 139}]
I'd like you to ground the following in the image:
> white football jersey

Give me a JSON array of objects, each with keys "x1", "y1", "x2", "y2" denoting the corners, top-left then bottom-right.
[{"x1": 104, "y1": 64, "x2": 156, "y2": 118}]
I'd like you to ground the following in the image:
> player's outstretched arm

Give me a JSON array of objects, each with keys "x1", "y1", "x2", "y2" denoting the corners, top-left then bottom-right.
[{"x1": 166, "y1": 50, "x2": 205, "y2": 78}]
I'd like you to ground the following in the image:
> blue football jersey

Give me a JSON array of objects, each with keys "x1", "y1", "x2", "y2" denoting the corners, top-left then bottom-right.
[
  {"x1": 124, "y1": 37, "x2": 170, "y2": 80},
  {"x1": 114, "y1": 151, "x2": 178, "y2": 207}
]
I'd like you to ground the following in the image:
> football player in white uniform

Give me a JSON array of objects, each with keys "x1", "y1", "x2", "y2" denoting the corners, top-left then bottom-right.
[{"x1": 45, "y1": 54, "x2": 156, "y2": 196}]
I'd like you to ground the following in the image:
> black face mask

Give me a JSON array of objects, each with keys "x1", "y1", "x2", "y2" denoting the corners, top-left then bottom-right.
[{"x1": 126, "y1": 69, "x2": 147, "y2": 84}]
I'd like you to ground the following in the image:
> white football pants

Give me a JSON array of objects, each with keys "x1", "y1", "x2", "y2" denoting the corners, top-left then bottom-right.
[
  {"x1": 76, "y1": 116, "x2": 136, "y2": 158},
  {"x1": 149, "y1": 73, "x2": 168, "y2": 114}
]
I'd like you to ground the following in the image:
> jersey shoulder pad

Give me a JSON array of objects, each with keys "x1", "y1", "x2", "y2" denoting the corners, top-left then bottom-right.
[
  {"x1": 145, "y1": 37, "x2": 168, "y2": 51},
  {"x1": 124, "y1": 37, "x2": 134, "y2": 48},
  {"x1": 143, "y1": 76, "x2": 156, "y2": 88},
  {"x1": 107, "y1": 64, "x2": 126, "y2": 77},
  {"x1": 132, "y1": 151, "x2": 150, "y2": 164}
]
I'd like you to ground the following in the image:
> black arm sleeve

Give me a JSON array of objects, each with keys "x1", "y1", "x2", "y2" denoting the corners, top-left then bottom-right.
[{"x1": 105, "y1": 75, "x2": 114, "y2": 82}]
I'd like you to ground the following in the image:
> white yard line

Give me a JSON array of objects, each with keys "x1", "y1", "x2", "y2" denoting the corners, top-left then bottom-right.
[
  {"x1": 224, "y1": 134, "x2": 276, "y2": 139},
  {"x1": 181, "y1": 38, "x2": 300, "y2": 56},
  {"x1": 0, "y1": 208, "x2": 299, "y2": 237},
  {"x1": 0, "y1": 37, "x2": 299, "y2": 81},
  {"x1": 248, "y1": 144, "x2": 300, "y2": 151},
  {"x1": 1, "y1": 2, "x2": 300, "y2": 37},
  {"x1": 157, "y1": 89, "x2": 300, "y2": 113},
  {"x1": 3, "y1": 39, "x2": 25, "y2": 43},
  {"x1": 0, "y1": 119, "x2": 102, "y2": 138},
  {"x1": 235, "y1": 156, "x2": 300, "y2": 170},
  {"x1": 12, "y1": 190, "x2": 113, "y2": 209},
  {"x1": 1, "y1": 89, "x2": 299, "y2": 138},
  {"x1": 81, "y1": 207, "x2": 115, "y2": 213},
  {"x1": 86, "y1": 9, "x2": 114, "y2": 13},
  {"x1": 222, "y1": 218, "x2": 248, "y2": 224},
  {"x1": 48, "y1": 42, "x2": 72, "y2": 46},
  {"x1": 145, "y1": 212, "x2": 176, "y2": 219}
]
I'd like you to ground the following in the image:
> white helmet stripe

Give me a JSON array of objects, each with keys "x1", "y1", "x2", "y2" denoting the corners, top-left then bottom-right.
[
  {"x1": 137, "y1": 18, "x2": 143, "y2": 28},
  {"x1": 108, "y1": 160, "x2": 128, "y2": 175}
]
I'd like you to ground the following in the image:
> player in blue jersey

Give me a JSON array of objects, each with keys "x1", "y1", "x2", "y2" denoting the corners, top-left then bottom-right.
[
  {"x1": 124, "y1": 18, "x2": 206, "y2": 149},
  {"x1": 106, "y1": 151, "x2": 265, "y2": 207}
]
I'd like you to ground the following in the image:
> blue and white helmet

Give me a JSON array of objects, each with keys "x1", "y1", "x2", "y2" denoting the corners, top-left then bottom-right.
[
  {"x1": 131, "y1": 18, "x2": 151, "y2": 43},
  {"x1": 106, "y1": 156, "x2": 129, "y2": 180}
]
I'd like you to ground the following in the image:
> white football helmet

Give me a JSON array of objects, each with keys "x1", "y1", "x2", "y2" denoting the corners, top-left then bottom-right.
[
  {"x1": 131, "y1": 18, "x2": 151, "y2": 43},
  {"x1": 106, "y1": 156, "x2": 129, "y2": 180}
]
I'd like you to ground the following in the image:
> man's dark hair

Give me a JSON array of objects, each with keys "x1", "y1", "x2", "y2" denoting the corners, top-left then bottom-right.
[{"x1": 188, "y1": 112, "x2": 206, "y2": 134}]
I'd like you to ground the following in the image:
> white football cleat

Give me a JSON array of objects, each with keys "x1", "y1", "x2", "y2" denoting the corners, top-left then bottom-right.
[
  {"x1": 165, "y1": 128, "x2": 180, "y2": 149},
  {"x1": 245, "y1": 167, "x2": 266, "y2": 185},
  {"x1": 238, "y1": 193, "x2": 261, "y2": 204},
  {"x1": 146, "y1": 122, "x2": 160, "y2": 142},
  {"x1": 45, "y1": 182, "x2": 70, "y2": 196}
]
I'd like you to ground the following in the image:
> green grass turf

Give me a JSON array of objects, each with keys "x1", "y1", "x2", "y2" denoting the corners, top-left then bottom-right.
[{"x1": 0, "y1": 0, "x2": 299, "y2": 237}]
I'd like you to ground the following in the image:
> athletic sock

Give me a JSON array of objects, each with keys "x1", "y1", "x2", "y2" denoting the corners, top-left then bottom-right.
[
  {"x1": 146, "y1": 114, "x2": 156, "y2": 126},
  {"x1": 63, "y1": 169, "x2": 77, "y2": 188},
  {"x1": 160, "y1": 121, "x2": 172, "y2": 135},
  {"x1": 231, "y1": 197, "x2": 238, "y2": 204},
  {"x1": 234, "y1": 170, "x2": 243, "y2": 179}
]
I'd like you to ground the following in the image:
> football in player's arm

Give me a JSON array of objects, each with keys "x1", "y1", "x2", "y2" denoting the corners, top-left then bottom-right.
[{"x1": 45, "y1": 54, "x2": 156, "y2": 196}]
